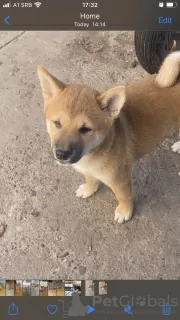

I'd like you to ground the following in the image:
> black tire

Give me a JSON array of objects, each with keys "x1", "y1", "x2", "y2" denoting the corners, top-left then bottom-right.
[{"x1": 134, "y1": 31, "x2": 174, "y2": 74}]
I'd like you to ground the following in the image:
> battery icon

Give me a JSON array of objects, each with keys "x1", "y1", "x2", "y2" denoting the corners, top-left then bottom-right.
[{"x1": 166, "y1": 2, "x2": 178, "y2": 7}]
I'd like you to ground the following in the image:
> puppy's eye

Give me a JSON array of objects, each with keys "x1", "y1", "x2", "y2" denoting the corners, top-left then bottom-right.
[
  {"x1": 53, "y1": 120, "x2": 61, "y2": 128},
  {"x1": 79, "y1": 126, "x2": 92, "y2": 135}
]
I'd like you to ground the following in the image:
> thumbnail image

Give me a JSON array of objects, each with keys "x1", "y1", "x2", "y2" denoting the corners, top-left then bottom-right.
[
  {"x1": 64, "y1": 281, "x2": 82, "y2": 296},
  {"x1": 40, "y1": 281, "x2": 48, "y2": 296},
  {"x1": 57, "y1": 282, "x2": 65, "y2": 296},
  {"x1": 48, "y1": 280, "x2": 64, "y2": 296},
  {"x1": 73, "y1": 281, "x2": 82, "y2": 296},
  {"x1": 99, "y1": 281, "x2": 108, "y2": 295},
  {"x1": 0, "y1": 280, "x2": 5, "y2": 296},
  {"x1": 85, "y1": 280, "x2": 95, "y2": 296},
  {"x1": 23, "y1": 280, "x2": 31, "y2": 296},
  {"x1": 15, "y1": 281, "x2": 22, "y2": 296},
  {"x1": 6, "y1": 280, "x2": 15, "y2": 296},
  {"x1": 31, "y1": 280, "x2": 40, "y2": 296},
  {"x1": 64, "y1": 281, "x2": 74, "y2": 296}
]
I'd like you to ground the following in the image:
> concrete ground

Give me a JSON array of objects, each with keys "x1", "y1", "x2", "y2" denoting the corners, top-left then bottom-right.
[{"x1": 0, "y1": 31, "x2": 180, "y2": 280}]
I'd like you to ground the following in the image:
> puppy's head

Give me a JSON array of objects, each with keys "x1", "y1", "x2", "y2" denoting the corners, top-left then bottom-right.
[{"x1": 37, "y1": 66, "x2": 126, "y2": 164}]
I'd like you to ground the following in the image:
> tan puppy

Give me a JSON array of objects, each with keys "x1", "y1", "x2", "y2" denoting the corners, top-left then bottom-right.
[{"x1": 38, "y1": 51, "x2": 180, "y2": 224}]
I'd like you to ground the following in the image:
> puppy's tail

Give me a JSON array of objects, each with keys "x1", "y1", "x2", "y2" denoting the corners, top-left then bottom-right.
[{"x1": 156, "y1": 51, "x2": 180, "y2": 88}]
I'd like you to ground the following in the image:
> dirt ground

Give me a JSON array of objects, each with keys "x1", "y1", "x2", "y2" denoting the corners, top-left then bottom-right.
[{"x1": 0, "y1": 31, "x2": 180, "y2": 280}]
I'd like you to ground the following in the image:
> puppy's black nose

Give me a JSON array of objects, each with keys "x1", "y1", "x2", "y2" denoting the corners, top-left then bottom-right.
[{"x1": 56, "y1": 148, "x2": 72, "y2": 160}]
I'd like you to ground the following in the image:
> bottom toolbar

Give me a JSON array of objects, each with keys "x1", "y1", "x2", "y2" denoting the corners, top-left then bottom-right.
[{"x1": 0, "y1": 281, "x2": 180, "y2": 319}]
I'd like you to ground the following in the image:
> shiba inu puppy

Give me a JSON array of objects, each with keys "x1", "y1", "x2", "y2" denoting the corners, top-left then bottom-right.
[{"x1": 38, "y1": 51, "x2": 180, "y2": 224}]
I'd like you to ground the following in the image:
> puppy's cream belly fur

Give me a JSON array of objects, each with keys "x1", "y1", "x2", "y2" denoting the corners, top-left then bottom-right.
[
  {"x1": 73, "y1": 158, "x2": 133, "y2": 225},
  {"x1": 73, "y1": 158, "x2": 111, "y2": 185}
]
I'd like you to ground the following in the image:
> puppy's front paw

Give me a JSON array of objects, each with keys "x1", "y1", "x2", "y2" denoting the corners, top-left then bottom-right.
[
  {"x1": 76, "y1": 183, "x2": 99, "y2": 199},
  {"x1": 172, "y1": 141, "x2": 180, "y2": 154},
  {"x1": 114, "y1": 204, "x2": 133, "y2": 224}
]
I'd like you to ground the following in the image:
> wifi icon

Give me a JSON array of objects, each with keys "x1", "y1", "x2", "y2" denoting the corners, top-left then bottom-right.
[{"x1": 34, "y1": 2, "x2": 42, "y2": 7}]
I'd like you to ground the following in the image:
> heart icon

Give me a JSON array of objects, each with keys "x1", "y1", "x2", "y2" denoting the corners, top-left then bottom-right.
[{"x1": 47, "y1": 304, "x2": 58, "y2": 315}]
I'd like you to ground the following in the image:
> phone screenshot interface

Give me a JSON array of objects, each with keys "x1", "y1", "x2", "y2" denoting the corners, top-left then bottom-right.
[{"x1": 0, "y1": 0, "x2": 180, "y2": 319}]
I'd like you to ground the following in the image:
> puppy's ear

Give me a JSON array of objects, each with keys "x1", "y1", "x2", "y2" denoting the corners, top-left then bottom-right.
[
  {"x1": 97, "y1": 86, "x2": 126, "y2": 118},
  {"x1": 37, "y1": 65, "x2": 66, "y2": 106}
]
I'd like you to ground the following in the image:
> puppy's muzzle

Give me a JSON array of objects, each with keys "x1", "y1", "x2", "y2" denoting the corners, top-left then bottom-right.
[
  {"x1": 53, "y1": 143, "x2": 83, "y2": 164},
  {"x1": 56, "y1": 148, "x2": 72, "y2": 161}
]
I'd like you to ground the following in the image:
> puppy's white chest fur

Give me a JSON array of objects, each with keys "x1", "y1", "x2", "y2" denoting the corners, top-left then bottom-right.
[
  {"x1": 73, "y1": 157, "x2": 98, "y2": 175},
  {"x1": 72, "y1": 156, "x2": 104, "y2": 180}
]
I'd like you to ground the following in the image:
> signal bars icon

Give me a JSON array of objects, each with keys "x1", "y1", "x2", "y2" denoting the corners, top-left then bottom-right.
[
  {"x1": 3, "y1": 2, "x2": 11, "y2": 7},
  {"x1": 3, "y1": 1, "x2": 42, "y2": 8}
]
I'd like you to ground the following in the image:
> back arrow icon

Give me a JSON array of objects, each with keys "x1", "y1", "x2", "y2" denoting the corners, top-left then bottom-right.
[{"x1": 4, "y1": 16, "x2": 10, "y2": 25}]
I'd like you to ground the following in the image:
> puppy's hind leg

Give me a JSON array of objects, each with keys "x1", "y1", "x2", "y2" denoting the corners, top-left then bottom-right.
[{"x1": 76, "y1": 175, "x2": 100, "y2": 199}]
